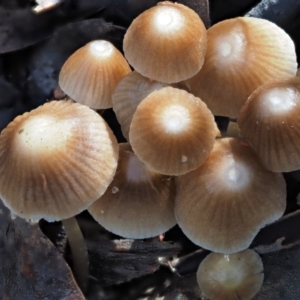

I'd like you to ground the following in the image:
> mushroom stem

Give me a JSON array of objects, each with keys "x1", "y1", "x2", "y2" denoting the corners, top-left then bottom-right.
[{"x1": 62, "y1": 217, "x2": 89, "y2": 293}]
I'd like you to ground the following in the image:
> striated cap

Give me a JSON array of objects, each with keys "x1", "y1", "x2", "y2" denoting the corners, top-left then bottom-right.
[
  {"x1": 59, "y1": 40, "x2": 131, "y2": 109},
  {"x1": 197, "y1": 249, "x2": 264, "y2": 300},
  {"x1": 175, "y1": 138, "x2": 286, "y2": 254},
  {"x1": 129, "y1": 86, "x2": 219, "y2": 175},
  {"x1": 0, "y1": 100, "x2": 119, "y2": 221},
  {"x1": 238, "y1": 76, "x2": 300, "y2": 172},
  {"x1": 112, "y1": 71, "x2": 188, "y2": 140},
  {"x1": 187, "y1": 17, "x2": 297, "y2": 118},
  {"x1": 112, "y1": 71, "x2": 168, "y2": 140},
  {"x1": 123, "y1": 1, "x2": 207, "y2": 83},
  {"x1": 88, "y1": 143, "x2": 176, "y2": 238}
]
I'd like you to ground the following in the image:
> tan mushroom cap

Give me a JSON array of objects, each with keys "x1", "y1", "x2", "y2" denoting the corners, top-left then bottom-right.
[
  {"x1": 88, "y1": 143, "x2": 176, "y2": 238},
  {"x1": 197, "y1": 249, "x2": 264, "y2": 300},
  {"x1": 112, "y1": 71, "x2": 168, "y2": 140},
  {"x1": 59, "y1": 40, "x2": 131, "y2": 109},
  {"x1": 112, "y1": 71, "x2": 188, "y2": 140},
  {"x1": 238, "y1": 76, "x2": 300, "y2": 172},
  {"x1": 129, "y1": 86, "x2": 219, "y2": 175},
  {"x1": 187, "y1": 17, "x2": 297, "y2": 118},
  {"x1": 175, "y1": 138, "x2": 286, "y2": 254},
  {"x1": 123, "y1": 1, "x2": 207, "y2": 83},
  {"x1": 0, "y1": 100, "x2": 119, "y2": 221}
]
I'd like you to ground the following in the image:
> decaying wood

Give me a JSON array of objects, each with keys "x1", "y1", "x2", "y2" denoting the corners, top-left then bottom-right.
[
  {"x1": 87, "y1": 237, "x2": 182, "y2": 286},
  {"x1": 0, "y1": 202, "x2": 84, "y2": 300}
]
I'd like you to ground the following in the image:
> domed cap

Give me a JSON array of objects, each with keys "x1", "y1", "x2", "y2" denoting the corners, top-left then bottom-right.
[
  {"x1": 238, "y1": 76, "x2": 300, "y2": 172},
  {"x1": 112, "y1": 71, "x2": 188, "y2": 140},
  {"x1": 59, "y1": 40, "x2": 131, "y2": 109},
  {"x1": 129, "y1": 86, "x2": 219, "y2": 175},
  {"x1": 112, "y1": 71, "x2": 168, "y2": 140},
  {"x1": 123, "y1": 1, "x2": 207, "y2": 83},
  {"x1": 175, "y1": 138, "x2": 286, "y2": 254},
  {"x1": 197, "y1": 249, "x2": 264, "y2": 300},
  {"x1": 0, "y1": 100, "x2": 119, "y2": 221},
  {"x1": 88, "y1": 143, "x2": 176, "y2": 238},
  {"x1": 187, "y1": 17, "x2": 297, "y2": 118}
]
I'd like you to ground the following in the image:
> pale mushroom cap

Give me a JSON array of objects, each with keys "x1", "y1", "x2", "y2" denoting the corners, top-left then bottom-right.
[
  {"x1": 129, "y1": 86, "x2": 219, "y2": 175},
  {"x1": 0, "y1": 100, "x2": 119, "y2": 221},
  {"x1": 175, "y1": 138, "x2": 286, "y2": 254},
  {"x1": 59, "y1": 40, "x2": 131, "y2": 109},
  {"x1": 88, "y1": 143, "x2": 176, "y2": 238},
  {"x1": 123, "y1": 1, "x2": 207, "y2": 83},
  {"x1": 197, "y1": 249, "x2": 264, "y2": 300},
  {"x1": 112, "y1": 71, "x2": 168, "y2": 140},
  {"x1": 187, "y1": 17, "x2": 297, "y2": 118},
  {"x1": 238, "y1": 76, "x2": 300, "y2": 172}
]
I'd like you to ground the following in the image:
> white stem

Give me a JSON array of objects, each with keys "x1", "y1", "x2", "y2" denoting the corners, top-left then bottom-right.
[{"x1": 62, "y1": 217, "x2": 88, "y2": 292}]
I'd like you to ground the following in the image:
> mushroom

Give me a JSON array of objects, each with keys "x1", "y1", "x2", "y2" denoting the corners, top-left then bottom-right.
[
  {"x1": 112, "y1": 71, "x2": 189, "y2": 140},
  {"x1": 186, "y1": 16, "x2": 297, "y2": 118},
  {"x1": 175, "y1": 138, "x2": 286, "y2": 254},
  {"x1": 123, "y1": 1, "x2": 207, "y2": 83},
  {"x1": 238, "y1": 76, "x2": 300, "y2": 172},
  {"x1": 88, "y1": 143, "x2": 176, "y2": 238},
  {"x1": 112, "y1": 71, "x2": 168, "y2": 140},
  {"x1": 197, "y1": 249, "x2": 264, "y2": 300},
  {"x1": 0, "y1": 100, "x2": 119, "y2": 290},
  {"x1": 59, "y1": 40, "x2": 131, "y2": 109},
  {"x1": 129, "y1": 86, "x2": 219, "y2": 175}
]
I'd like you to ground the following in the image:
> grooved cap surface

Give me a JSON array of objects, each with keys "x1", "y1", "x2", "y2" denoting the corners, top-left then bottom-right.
[
  {"x1": 59, "y1": 40, "x2": 131, "y2": 109},
  {"x1": 0, "y1": 100, "x2": 119, "y2": 221},
  {"x1": 175, "y1": 138, "x2": 286, "y2": 253},
  {"x1": 187, "y1": 17, "x2": 297, "y2": 118},
  {"x1": 197, "y1": 249, "x2": 264, "y2": 300},
  {"x1": 88, "y1": 143, "x2": 176, "y2": 238},
  {"x1": 129, "y1": 87, "x2": 218, "y2": 175},
  {"x1": 123, "y1": 1, "x2": 207, "y2": 83}
]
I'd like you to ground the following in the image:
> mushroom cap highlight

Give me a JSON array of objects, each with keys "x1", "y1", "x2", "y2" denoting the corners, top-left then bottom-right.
[
  {"x1": 175, "y1": 138, "x2": 286, "y2": 254},
  {"x1": 0, "y1": 100, "x2": 119, "y2": 221},
  {"x1": 59, "y1": 40, "x2": 131, "y2": 109},
  {"x1": 112, "y1": 71, "x2": 168, "y2": 140},
  {"x1": 112, "y1": 71, "x2": 188, "y2": 140},
  {"x1": 238, "y1": 76, "x2": 300, "y2": 172},
  {"x1": 187, "y1": 16, "x2": 297, "y2": 118},
  {"x1": 123, "y1": 1, "x2": 207, "y2": 83},
  {"x1": 88, "y1": 143, "x2": 176, "y2": 238},
  {"x1": 197, "y1": 249, "x2": 264, "y2": 300},
  {"x1": 129, "y1": 86, "x2": 219, "y2": 175}
]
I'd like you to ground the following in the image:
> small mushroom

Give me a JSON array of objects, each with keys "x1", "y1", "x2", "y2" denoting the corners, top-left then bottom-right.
[
  {"x1": 197, "y1": 249, "x2": 264, "y2": 300},
  {"x1": 238, "y1": 76, "x2": 300, "y2": 172},
  {"x1": 187, "y1": 17, "x2": 297, "y2": 118},
  {"x1": 129, "y1": 86, "x2": 219, "y2": 175},
  {"x1": 112, "y1": 71, "x2": 168, "y2": 140},
  {"x1": 59, "y1": 40, "x2": 131, "y2": 109},
  {"x1": 123, "y1": 1, "x2": 207, "y2": 83},
  {"x1": 88, "y1": 143, "x2": 176, "y2": 238},
  {"x1": 112, "y1": 71, "x2": 188, "y2": 140},
  {"x1": 175, "y1": 138, "x2": 286, "y2": 254}
]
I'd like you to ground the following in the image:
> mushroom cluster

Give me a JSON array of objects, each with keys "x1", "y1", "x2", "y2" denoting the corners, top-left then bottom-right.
[{"x1": 0, "y1": 1, "x2": 299, "y2": 298}]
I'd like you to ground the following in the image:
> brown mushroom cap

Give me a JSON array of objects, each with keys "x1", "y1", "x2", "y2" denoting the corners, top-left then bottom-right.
[
  {"x1": 88, "y1": 143, "x2": 176, "y2": 238},
  {"x1": 112, "y1": 71, "x2": 168, "y2": 140},
  {"x1": 59, "y1": 40, "x2": 131, "y2": 109},
  {"x1": 123, "y1": 1, "x2": 207, "y2": 83},
  {"x1": 187, "y1": 17, "x2": 297, "y2": 118},
  {"x1": 238, "y1": 76, "x2": 300, "y2": 172},
  {"x1": 197, "y1": 249, "x2": 264, "y2": 300},
  {"x1": 112, "y1": 71, "x2": 189, "y2": 140},
  {"x1": 175, "y1": 138, "x2": 286, "y2": 254},
  {"x1": 0, "y1": 100, "x2": 118, "y2": 221},
  {"x1": 129, "y1": 86, "x2": 219, "y2": 175}
]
